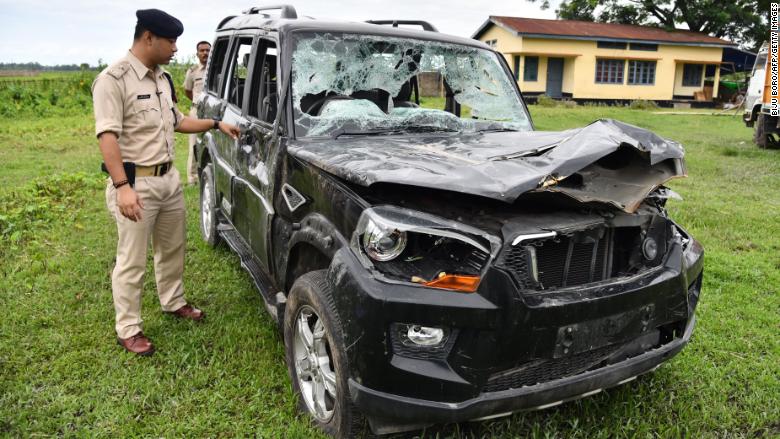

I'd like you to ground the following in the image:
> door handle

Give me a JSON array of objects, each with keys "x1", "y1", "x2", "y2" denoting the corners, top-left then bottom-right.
[{"x1": 244, "y1": 132, "x2": 256, "y2": 144}]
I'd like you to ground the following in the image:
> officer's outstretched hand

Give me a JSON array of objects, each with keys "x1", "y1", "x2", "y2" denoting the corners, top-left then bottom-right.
[
  {"x1": 218, "y1": 121, "x2": 241, "y2": 140},
  {"x1": 117, "y1": 186, "x2": 144, "y2": 222}
]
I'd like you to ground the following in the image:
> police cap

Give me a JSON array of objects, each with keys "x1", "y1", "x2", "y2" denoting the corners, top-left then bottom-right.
[{"x1": 136, "y1": 9, "x2": 183, "y2": 39}]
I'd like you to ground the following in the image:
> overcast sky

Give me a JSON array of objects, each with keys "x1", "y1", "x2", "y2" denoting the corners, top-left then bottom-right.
[{"x1": 0, "y1": 0, "x2": 557, "y2": 66}]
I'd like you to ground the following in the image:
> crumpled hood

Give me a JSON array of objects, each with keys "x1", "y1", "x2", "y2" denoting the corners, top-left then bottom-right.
[{"x1": 287, "y1": 119, "x2": 686, "y2": 212}]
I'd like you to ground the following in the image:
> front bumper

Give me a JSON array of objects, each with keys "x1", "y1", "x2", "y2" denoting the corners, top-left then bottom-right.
[
  {"x1": 350, "y1": 315, "x2": 694, "y2": 430},
  {"x1": 327, "y1": 231, "x2": 703, "y2": 433}
]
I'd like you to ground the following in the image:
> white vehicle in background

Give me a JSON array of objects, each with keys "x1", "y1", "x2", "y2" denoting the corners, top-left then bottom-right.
[{"x1": 743, "y1": 42, "x2": 776, "y2": 148}]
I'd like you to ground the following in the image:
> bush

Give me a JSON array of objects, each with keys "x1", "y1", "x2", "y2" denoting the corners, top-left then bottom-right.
[
  {"x1": 629, "y1": 99, "x2": 659, "y2": 110},
  {"x1": 0, "y1": 63, "x2": 193, "y2": 119},
  {"x1": 582, "y1": 101, "x2": 609, "y2": 108},
  {"x1": 0, "y1": 73, "x2": 96, "y2": 118},
  {"x1": 536, "y1": 95, "x2": 558, "y2": 107}
]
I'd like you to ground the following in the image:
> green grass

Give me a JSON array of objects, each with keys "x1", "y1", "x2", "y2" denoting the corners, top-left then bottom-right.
[{"x1": 1, "y1": 100, "x2": 778, "y2": 437}]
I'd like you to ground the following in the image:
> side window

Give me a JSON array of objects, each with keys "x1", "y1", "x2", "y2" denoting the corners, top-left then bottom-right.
[
  {"x1": 223, "y1": 38, "x2": 254, "y2": 107},
  {"x1": 248, "y1": 40, "x2": 278, "y2": 124},
  {"x1": 206, "y1": 38, "x2": 229, "y2": 94}
]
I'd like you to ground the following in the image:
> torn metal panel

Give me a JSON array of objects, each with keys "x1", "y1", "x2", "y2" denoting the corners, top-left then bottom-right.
[
  {"x1": 539, "y1": 145, "x2": 685, "y2": 213},
  {"x1": 288, "y1": 119, "x2": 686, "y2": 212}
]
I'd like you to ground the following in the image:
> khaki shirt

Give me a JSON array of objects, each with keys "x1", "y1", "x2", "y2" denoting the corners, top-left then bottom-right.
[
  {"x1": 92, "y1": 50, "x2": 184, "y2": 167},
  {"x1": 183, "y1": 63, "x2": 207, "y2": 103}
]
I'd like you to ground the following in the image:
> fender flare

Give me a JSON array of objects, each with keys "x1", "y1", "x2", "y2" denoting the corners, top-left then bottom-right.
[
  {"x1": 288, "y1": 213, "x2": 350, "y2": 260},
  {"x1": 281, "y1": 213, "x2": 351, "y2": 291}
]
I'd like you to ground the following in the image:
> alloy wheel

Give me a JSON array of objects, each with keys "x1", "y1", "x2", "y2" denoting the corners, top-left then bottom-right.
[
  {"x1": 201, "y1": 176, "x2": 214, "y2": 235},
  {"x1": 293, "y1": 305, "x2": 337, "y2": 422}
]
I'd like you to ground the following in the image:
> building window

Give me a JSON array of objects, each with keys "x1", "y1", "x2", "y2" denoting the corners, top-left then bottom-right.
[
  {"x1": 524, "y1": 56, "x2": 538, "y2": 81},
  {"x1": 595, "y1": 59, "x2": 625, "y2": 83},
  {"x1": 513, "y1": 55, "x2": 521, "y2": 81},
  {"x1": 485, "y1": 39, "x2": 497, "y2": 48},
  {"x1": 682, "y1": 64, "x2": 703, "y2": 87},
  {"x1": 597, "y1": 41, "x2": 627, "y2": 50},
  {"x1": 630, "y1": 43, "x2": 658, "y2": 51},
  {"x1": 627, "y1": 60, "x2": 656, "y2": 85}
]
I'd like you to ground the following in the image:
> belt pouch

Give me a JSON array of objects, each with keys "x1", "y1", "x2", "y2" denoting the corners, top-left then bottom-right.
[{"x1": 101, "y1": 162, "x2": 136, "y2": 187}]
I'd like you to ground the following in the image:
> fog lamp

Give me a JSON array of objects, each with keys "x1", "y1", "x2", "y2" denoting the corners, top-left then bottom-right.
[
  {"x1": 407, "y1": 325, "x2": 445, "y2": 346},
  {"x1": 642, "y1": 237, "x2": 658, "y2": 260}
]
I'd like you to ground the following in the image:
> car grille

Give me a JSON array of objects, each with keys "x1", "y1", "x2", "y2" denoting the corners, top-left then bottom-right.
[
  {"x1": 483, "y1": 343, "x2": 621, "y2": 392},
  {"x1": 499, "y1": 223, "x2": 667, "y2": 291},
  {"x1": 533, "y1": 234, "x2": 610, "y2": 287}
]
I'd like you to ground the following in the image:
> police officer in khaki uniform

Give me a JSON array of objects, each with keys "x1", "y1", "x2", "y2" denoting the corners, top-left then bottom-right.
[
  {"x1": 92, "y1": 9, "x2": 240, "y2": 356},
  {"x1": 183, "y1": 41, "x2": 210, "y2": 184}
]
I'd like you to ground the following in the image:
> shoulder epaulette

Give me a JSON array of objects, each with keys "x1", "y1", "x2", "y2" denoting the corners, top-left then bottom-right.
[{"x1": 106, "y1": 61, "x2": 131, "y2": 79}]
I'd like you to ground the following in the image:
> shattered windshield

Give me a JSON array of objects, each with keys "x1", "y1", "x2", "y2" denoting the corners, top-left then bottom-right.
[{"x1": 291, "y1": 32, "x2": 532, "y2": 137}]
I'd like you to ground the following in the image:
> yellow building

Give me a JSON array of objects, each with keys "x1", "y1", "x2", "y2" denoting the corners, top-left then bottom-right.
[{"x1": 472, "y1": 16, "x2": 735, "y2": 102}]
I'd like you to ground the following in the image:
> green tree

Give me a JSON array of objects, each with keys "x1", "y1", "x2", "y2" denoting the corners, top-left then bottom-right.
[{"x1": 535, "y1": 0, "x2": 769, "y2": 51}]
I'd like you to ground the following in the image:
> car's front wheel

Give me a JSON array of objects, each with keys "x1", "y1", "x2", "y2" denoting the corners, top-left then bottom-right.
[
  {"x1": 199, "y1": 163, "x2": 221, "y2": 247},
  {"x1": 754, "y1": 114, "x2": 768, "y2": 148},
  {"x1": 284, "y1": 270, "x2": 368, "y2": 438}
]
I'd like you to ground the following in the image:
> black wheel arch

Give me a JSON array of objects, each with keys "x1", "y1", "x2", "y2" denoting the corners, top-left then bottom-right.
[
  {"x1": 279, "y1": 213, "x2": 351, "y2": 293},
  {"x1": 196, "y1": 133, "x2": 218, "y2": 173}
]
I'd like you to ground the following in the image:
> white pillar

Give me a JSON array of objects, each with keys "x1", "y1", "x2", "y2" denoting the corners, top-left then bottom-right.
[{"x1": 712, "y1": 64, "x2": 720, "y2": 100}]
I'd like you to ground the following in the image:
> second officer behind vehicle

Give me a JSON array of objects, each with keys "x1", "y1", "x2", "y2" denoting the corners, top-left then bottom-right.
[{"x1": 183, "y1": 40, "x2": 211, "y2": 184}]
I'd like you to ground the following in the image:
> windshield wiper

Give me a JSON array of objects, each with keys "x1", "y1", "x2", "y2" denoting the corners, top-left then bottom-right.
[
  {"x1": 401, "y1": 126, "x2": 459, "y2": 133},
  {"x1": 331, "y1": 128, "x2": 405, "y2": 139},
  {"x1": 331, "y1": 126, "x2": 458, "y2": 139},
  {"x1": 477, "y1": 127, "x2": 520, "y2": 133}
]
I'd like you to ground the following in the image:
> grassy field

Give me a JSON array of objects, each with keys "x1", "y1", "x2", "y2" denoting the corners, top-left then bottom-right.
[{"x1": 1, "y1": 81, "x2": 779, "y2": 437}]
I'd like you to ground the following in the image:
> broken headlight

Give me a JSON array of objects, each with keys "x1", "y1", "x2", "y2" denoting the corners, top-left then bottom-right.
[
  {"x1": 352, "y1": 206, "x2": 500, "y2": 292},
  {"x1": 362, "y1": 218, "x2": 408, "y2": 261}
]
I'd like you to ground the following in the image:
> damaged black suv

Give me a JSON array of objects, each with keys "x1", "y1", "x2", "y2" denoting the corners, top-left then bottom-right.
[{"x1": 194, "y1": 5, "x2": 704, "y2": 437}]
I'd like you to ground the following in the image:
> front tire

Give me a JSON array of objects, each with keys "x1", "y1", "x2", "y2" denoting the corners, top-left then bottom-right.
[
  {"x1": 754, "y1": 114, "x2": 768, "y2": 148},
  {"x1": 199, "y1": 163, "x2": 221, "y2": 247},
  {"x1": 284, "y1": 271, "x2": 368, "y2": 438}
]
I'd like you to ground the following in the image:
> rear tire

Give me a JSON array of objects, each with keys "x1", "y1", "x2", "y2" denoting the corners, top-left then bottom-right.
[
  {"x1": 199, "y1": 163, "x2": 221, "y2": 247},
  {"x1": 284, "y1": 270, "x2": 369, "y2": 438},
  {"x1": 754, "y1": 114, "x2": 767, "y2": 148}
]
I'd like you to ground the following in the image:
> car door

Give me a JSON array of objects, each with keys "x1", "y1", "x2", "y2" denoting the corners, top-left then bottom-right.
[
  {"x1": 211, "y1": 35, "x2": 254, "y2": 219},
  {"x1": 232, "y1": 37, "x2": 278, "y2": 273},
  {"x1": 199, "y1": 35, "x2": 234, "y2": 206}
]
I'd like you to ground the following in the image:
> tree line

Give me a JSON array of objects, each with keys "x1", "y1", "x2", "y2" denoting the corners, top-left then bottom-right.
[
  {"x1": 0, "y1": 62, "x2": 97, "y2": 71},
  {"x1": 531, "y1": 0, "x2": 769, "y2": 52}
]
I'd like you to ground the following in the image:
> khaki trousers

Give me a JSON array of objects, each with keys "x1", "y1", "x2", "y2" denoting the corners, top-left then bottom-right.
[
  {"x1": 106, "y1": 168, "x2": 187, "y2": 339},
  {"x1": 186, "y1": 107, "x2": 199, "y2": 184}
]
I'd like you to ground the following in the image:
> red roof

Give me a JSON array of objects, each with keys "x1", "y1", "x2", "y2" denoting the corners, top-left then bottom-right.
[{"x1": 486, "y1": 16, "x2": 733, "y2": 46}]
